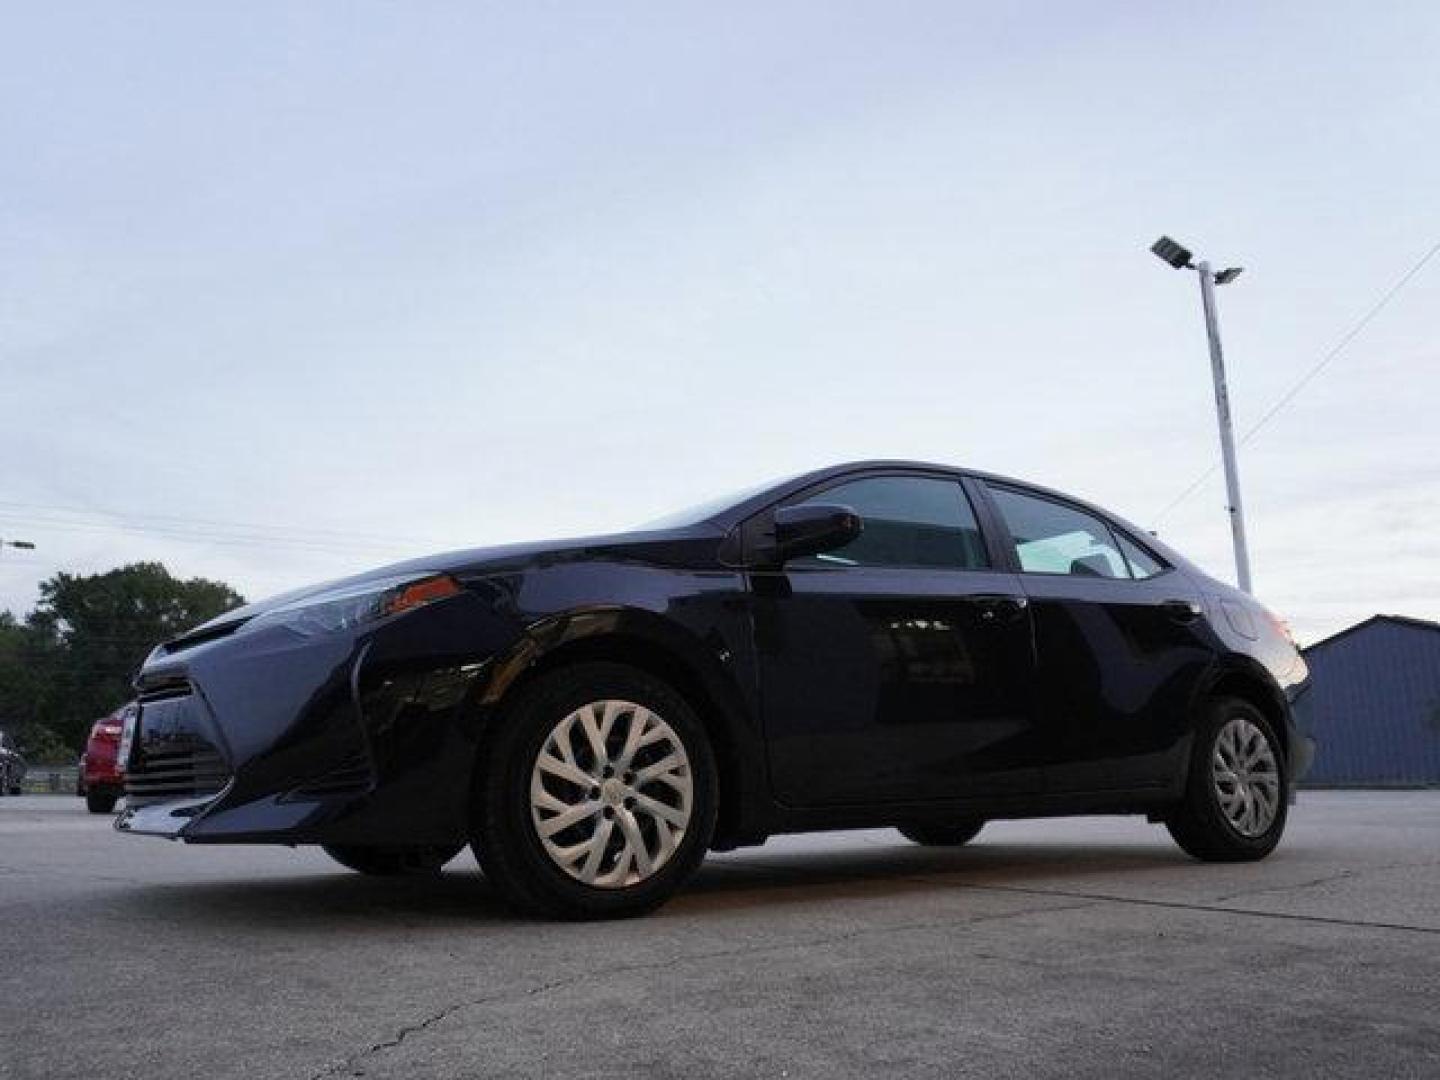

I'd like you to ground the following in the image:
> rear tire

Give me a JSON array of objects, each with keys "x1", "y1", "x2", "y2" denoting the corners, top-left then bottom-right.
[
  {"x1": 322, "y1": 842, "x2": 464, "y2": 876},
  {"x1": 1166, "y1": 696, "x2": 1288, "y2": 862},
  {"x1": 86, "y1": 790, "x2": 118, "y2": 814},
  {"x1": 898, "y1": 820, "x2": 985, "y2": 847},
  {"x1": 472, "y1": 661, "x2": 718, "y2": 920}
]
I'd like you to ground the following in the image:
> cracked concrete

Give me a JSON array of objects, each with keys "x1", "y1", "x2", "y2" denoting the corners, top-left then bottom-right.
[
  {"x1": 306, "y1": 898, "x2": 1102, "y2": 1080},
  {"x1": 3, "y1": 791, "x2": 1438, "y2": 1079}
]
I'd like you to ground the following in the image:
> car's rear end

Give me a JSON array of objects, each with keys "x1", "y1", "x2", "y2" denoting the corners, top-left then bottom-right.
[{"x1": 83, "y1": 707, "x2": 131, "y2": 812}]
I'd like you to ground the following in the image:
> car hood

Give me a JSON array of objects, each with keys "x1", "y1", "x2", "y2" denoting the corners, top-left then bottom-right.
[{"x1": 185, "y1": 526, "x2": 716, "y2": 637}]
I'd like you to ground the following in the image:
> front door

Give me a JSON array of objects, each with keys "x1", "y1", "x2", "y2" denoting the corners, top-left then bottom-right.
[{"x1": 752, "y1": 473, "x2": 1041, "y2": 806}]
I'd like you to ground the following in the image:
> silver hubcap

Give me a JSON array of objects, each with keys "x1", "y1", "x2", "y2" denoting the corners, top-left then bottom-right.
[
  {"x1": 1212, "y1": 716, "x2": 1280, "y2": 837},
  {"x1": 529, "y1": 699, "x2": 693, "y2": 889}
]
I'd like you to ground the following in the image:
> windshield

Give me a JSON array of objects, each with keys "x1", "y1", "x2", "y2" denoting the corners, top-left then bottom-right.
[{"x1": 634, "y1": 477, "x2": 782, "y2": 530}]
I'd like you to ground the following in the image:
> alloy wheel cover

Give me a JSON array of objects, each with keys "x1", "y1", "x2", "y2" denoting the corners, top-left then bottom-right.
[
  {"x1": 529, "y1": 699, "x2": 693, "y2": 888},
  {"x1": 1211, "y1": 716, "x2": 1281, "y2": 837}
]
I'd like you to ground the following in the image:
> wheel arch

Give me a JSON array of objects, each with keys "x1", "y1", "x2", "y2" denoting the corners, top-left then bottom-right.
[
  {"x1": 472, "y1": 607, "x2": 761, "y2": 850},
  {"x1": 1195, "y1": 656, "x2": 1292, "y2": 761}
]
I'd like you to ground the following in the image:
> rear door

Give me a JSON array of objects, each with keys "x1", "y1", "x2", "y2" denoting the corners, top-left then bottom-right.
[
  {"x1": 981, "y1": 483, "x2": 1213, "y2": 792},
  {"x1": 752, "y1": 471, "x2": 1041, "y2": 806}
]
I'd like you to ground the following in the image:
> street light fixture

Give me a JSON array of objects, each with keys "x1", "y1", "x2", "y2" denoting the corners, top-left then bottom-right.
[
  {"x1": 1, "y1": 539, "x2": 36, "y2": 551},
  {"x1": 1150, "y1": 235, "x2": 1253, "y2": 593}
]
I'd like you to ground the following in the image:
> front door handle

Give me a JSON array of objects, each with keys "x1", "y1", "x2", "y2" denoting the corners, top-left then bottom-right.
[
  {"x1": 974, "y1": 595, "x2": 1029, "y2": 624},
  {"x1": 1161, "y1": 599, "x2": 1202, "y2": 623}
]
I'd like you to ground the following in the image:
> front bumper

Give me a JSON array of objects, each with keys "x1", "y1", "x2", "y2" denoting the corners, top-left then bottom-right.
[{"x1": 117, "y1": 589, "x2": 521, "y2": 845}]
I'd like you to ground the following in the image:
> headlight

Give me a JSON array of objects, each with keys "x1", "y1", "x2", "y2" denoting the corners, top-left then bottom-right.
[{"x1": 242, "y1": 573, "x2": 462, "y2": 638}]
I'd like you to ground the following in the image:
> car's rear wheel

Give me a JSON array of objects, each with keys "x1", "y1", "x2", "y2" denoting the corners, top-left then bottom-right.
[
  {"x1": 897, "y1": 820, "x2": 985, "y2": 847},
  {"x1": 473, "y1": 661, "x2": 717, "y2": 920},
  {"x1": 86, "y1": 790, "x2": 118, "y2": 814},
  {"x1": 1166, "y1": 696, "x2": 1287, "y2": 862},
  {"x1": 322, "y1": 842, "x2": 465, "y2": 876}
]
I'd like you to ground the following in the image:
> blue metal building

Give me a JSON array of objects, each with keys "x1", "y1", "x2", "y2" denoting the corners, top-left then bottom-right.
[{"x1": 1294, "y1": 615, "x2": 1440, "y2": 786}]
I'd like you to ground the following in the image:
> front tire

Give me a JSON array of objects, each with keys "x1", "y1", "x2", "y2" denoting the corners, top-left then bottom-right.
[
  {"x1": 322, "y1": 842, "x2": 465, "y2": 876},
  {"x1": 86, "y1": 790, "x2": 119, "y2": 814},
  {"x1": 472, "y1": 662, "x2": 718, "y2": 920},
  {"x1": 898, "y1": 820, "x2": 985, "y2": 847},
  {"x1": 1166, "y1": 697, "x2": 1288, "y2": 862}
]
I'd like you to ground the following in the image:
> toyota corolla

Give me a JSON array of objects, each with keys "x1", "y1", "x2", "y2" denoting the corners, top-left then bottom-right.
[{"x1": 118, "y1": 461, "x2": 1312, "y2": 919}]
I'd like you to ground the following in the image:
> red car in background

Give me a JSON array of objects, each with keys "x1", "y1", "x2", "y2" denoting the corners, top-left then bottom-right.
[{"x1": 79, "y1": 704, "x2": 133, "y2": 813}]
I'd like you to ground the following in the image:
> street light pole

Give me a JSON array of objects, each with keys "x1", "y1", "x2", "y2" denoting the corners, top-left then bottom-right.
[
  {"x1": 1194, "y1": 260, "x2": 1253, "y2": 594},
  {"x1": 1150, "y1": 236, "x2": 1253, "y2": 593}
]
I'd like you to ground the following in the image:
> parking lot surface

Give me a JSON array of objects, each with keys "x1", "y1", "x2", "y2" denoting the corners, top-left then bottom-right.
[{"x1": 2, "y1": 791, "x2": 1437, "y2": 1079}]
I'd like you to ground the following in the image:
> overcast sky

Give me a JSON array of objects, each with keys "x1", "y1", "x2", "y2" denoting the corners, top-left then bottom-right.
[{"x1": 3, "y1": 2, "x2": 1437, "y2": 644}]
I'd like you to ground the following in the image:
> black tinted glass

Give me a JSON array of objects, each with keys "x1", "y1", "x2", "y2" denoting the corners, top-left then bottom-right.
[
  {"x1": 798, "y1": 476, "x2": 989, "y2": 570},
  {"x1": 1117, "y1": 531, "x2": 1166, "y2": 579},
  {"x1": 988, "y1": 486, "x2": 1131, "y2": 579}
]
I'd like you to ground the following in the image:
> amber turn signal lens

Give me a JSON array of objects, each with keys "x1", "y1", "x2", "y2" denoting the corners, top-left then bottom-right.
[{"x1": 387, "y1": 575, "x2": 462, "y2": 615}]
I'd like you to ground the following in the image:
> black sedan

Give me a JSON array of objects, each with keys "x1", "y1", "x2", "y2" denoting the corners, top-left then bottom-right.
[{"x1": 118, "y1": 461, "x2": 1313, "y2": 918}]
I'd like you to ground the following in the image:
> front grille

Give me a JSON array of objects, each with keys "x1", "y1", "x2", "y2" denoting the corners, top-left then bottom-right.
[
  {"x1": 136, "y1": 677, "x2": 192, "y2": 703},
  {"x1": 155, "y1": 619, "x2": 247, "y2": 658},
  {"x1": 125, "y1": 740, "x2": 232, "y2": 808}
]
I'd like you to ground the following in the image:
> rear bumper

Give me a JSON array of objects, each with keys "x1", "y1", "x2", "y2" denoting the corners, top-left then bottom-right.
[
  {"x1": 83, "y1": 757, "x2": 124, "y2": 790},
  {"x1": 116, "y1": 591, "x2": 520, "y2": 845},
  {"x1": 1290, "y1": 731, "x2": 1316, "y2": 787}
]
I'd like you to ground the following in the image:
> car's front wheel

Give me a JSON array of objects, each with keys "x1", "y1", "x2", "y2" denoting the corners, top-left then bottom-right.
[
  {"x1": 897, "y1": 820, "x2": 985, "y2": 847},
  {"x1": 1166, "y1": 696, "x2": 1288, "y2": 862},
  {"x1": 472, "y1": 661, "x2": 718, "y2": 920},
  {"x1": 86, "y1": 789, "x2": 118, "y2": 814},
  {"x1": 322, "y1": 842, "x2": 465, "y2": 876}
]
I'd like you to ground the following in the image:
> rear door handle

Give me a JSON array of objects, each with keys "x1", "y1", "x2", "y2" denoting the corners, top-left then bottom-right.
[
  {"x1": 973, "y1": 595, "x2": 1029, "y2": 624},
  {"x1": 1161, "y1": 599, "x2": 1202, "y2": 623}
]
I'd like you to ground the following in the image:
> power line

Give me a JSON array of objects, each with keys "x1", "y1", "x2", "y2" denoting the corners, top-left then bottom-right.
[
  {"x1": 1153, "y1": 237, "x2": 1440, "y2": 523},
  {"x1": 0, "y1": 497, "x2": 441, "y2": 547},
  {"x1": 0, "y1": 508, "x2": 450, "y2": 557}
]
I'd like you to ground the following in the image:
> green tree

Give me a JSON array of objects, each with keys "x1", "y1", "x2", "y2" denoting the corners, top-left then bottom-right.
[
  {"x1": 0, "y1": 611, "x2": 52, "y2": 755},
  {"x1": 2, "y1": 563, "x2": 245, "y2": 757}
]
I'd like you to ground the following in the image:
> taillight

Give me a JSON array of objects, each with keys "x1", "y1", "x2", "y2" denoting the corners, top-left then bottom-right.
[
  {"x1": 97, "y1": 724, "x2": 123, "y2": 738},
  {"x1": 1262, "y1": 609, "x2": 1296, "y2": 645}
]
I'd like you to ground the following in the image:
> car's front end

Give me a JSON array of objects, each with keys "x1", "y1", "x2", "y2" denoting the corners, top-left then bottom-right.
[{"x1": 117, "y1": 568, "x2": 527, "y2": 847}]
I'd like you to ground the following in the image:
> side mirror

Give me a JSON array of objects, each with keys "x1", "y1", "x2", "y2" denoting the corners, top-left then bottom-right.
[{"x1": 771, "y1": 504, "x2": 862, "y2": 563}]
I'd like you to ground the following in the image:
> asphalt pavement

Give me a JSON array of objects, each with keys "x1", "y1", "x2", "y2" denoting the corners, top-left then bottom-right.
[{"x1": 2, "y1": 791, "x2": 1437, "y2": 1079}]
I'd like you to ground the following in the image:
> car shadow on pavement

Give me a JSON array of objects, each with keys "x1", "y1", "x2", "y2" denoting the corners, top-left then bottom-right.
[
  {"x1": 679, "y1": 840, "x2": 1190, "y2": 911},
  {"x1": 117, "y1": 839, "x2": 1189, "y2": 929},
  {"x1": 123, "y1": 862, "x2": 512, "y2": 930}
]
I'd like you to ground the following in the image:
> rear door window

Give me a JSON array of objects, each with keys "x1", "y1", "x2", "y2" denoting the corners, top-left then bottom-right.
[
  {"x1": 1116, "y1": 531, "x2": 1167, "y2": 580},
  {"x1": 987, "y1": 486, "x2": 1131, "y2": 579}
]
